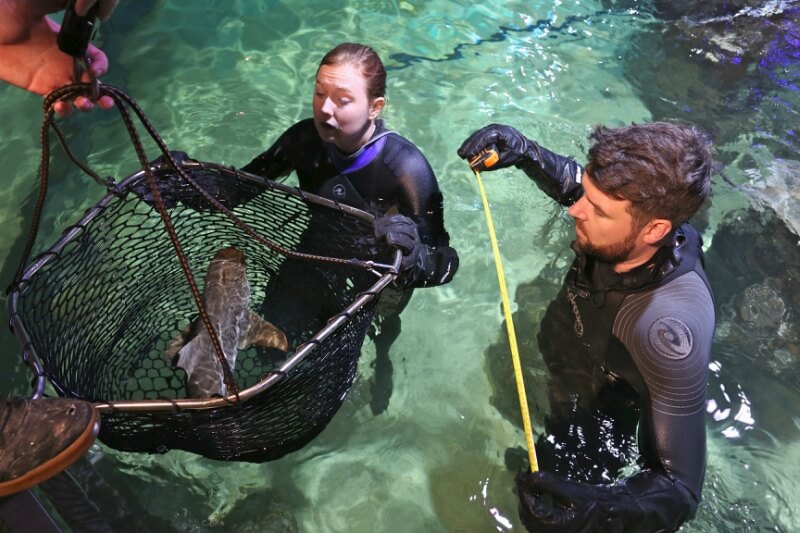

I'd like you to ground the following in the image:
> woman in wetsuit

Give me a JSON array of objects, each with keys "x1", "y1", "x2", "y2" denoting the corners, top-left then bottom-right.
[{"x1": 242, "y1": 43, "x2": 459, "y2": 414}]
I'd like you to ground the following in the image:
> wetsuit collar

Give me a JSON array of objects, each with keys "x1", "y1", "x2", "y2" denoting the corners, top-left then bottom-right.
[
  {"x1": 327, "y1": 119, "x2": 395, "y2": 175},
  {"x1": 572, "y1": 226, "x2": 691, "y2": 293}
]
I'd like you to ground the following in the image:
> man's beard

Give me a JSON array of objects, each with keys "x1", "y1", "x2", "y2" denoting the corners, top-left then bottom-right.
[{"x1": 575, "y1": 226, "x2": 638, "y2": 264}]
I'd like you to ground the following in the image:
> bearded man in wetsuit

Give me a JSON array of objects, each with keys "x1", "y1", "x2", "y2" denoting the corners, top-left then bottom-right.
[{"x1": 458, "y1": 121, "x2": 715, "y2": 532}]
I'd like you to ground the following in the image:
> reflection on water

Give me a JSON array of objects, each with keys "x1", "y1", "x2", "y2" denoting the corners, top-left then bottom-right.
[{"x1": 1, "y1": 0, "x2": 799, "y2": 531}]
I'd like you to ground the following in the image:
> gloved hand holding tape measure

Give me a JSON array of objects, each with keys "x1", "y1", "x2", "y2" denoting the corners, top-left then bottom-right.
[{"x1": 457, "y1": 123, "x2": 535, "y2": 171}]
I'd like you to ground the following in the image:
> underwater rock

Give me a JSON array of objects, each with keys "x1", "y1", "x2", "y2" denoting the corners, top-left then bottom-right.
[
  {"x1": 737, "y1": 281, "x2": 787, "y2": 331},
  {"x1": 706, "y1": 208, "x2": 800, "y2": 385},
  {"x1": 706, "y1": 208, "x2": 800, "y2": 302},
  {"x1": 652, "y1": 0, "x2": 783, "y2": 21},
  {"x1": 654, "y1": 0, "x2": 800, "y2": 64},
  {"x1": 731, "y1": 278, "x2": 800, "y2": 375},
  {"x1": 619, "y1": 0, "x2": 799, "y2": 161}
]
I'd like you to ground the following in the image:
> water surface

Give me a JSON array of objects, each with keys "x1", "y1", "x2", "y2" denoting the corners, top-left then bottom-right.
[{"x1": 1, "y1": 0, "x2": 798, "y2": 531}]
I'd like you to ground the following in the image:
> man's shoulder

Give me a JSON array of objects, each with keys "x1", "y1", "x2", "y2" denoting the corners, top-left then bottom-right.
[
  {"x1": 617, "y1": 271, "x2": 714, "y2": 329},
  {"x1": 614, "y1": 270, "x2": 715, "y2": 362}
]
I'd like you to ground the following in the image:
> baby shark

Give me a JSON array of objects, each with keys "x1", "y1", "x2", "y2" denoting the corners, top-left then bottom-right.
[{"x1": 166, "y1": 247, "x2": 288, "y2": 398}]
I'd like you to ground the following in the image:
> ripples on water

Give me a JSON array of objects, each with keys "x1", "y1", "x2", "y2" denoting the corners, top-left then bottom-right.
[{"x1": 0, "y1": 0, "x2": 799, "y2": 531}]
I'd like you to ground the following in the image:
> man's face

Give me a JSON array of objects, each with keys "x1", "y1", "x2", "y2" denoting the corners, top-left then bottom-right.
[{"x1": 567, "y1": 172, "x2": 641, "y2": 264}]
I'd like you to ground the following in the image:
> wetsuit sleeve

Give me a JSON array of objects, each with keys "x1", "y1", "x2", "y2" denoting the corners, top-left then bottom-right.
[
  {"x1": 383, "y1": 136, "x2": 459, "y2": 287},
  {"x1": 515, "y1": 141, "x2": 585, "y2": 207},
  {"x1": 610, "y1": 270, "x2": 715, "y2": 529},
  {"x1": 458, "y1": 124, "x2": 583, "y2": 205},
  {"x1": 240, "y1": 122, "x2": 303, "y2": 181},
  {"x1": 517, "y1": 468, "x2": 703, "y2": 533}
]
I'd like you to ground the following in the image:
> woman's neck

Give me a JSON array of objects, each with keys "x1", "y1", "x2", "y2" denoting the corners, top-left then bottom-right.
[{"x1": 336, "y1": 120, "x2": 377, "y2": 154}]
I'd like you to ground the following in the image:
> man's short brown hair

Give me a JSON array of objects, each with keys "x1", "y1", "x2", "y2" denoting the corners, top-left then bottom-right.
[{"x1": 585, "y1": 121, "x2": 713, "y2": 230}]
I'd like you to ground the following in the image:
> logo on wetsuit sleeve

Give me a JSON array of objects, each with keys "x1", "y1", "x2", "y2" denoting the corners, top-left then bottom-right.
[
  {"x1": 648, "y1": 317, "x2": 693, "y2": 359},
  {"x1": 332, "y1": 184, "x2": 347, "y2": 198}
]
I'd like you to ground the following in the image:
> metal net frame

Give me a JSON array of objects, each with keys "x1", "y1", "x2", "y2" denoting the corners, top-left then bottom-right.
[{"x1": 7, "y1": 90, "x2": 399, "y2": 461}]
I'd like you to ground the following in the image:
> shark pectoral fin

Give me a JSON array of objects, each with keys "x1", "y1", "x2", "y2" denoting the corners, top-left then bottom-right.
[
  {"x1": 164, "y1": 320, "x2": 197, "y2": 365},
  {"x1": 175, "y1": 335, "x2": 204, "y2": 377},
  {"x1": 241, "y1": 310, "x2": 289, "y2": 352},
  {"x1": 176, "y1": 334, "x2": 225, "y2": 398}
]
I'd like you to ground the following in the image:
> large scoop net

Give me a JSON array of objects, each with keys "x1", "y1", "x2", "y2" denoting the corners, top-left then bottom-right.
[{"x1": 7, "y1": 83, "x2": 398, "y2": 462}]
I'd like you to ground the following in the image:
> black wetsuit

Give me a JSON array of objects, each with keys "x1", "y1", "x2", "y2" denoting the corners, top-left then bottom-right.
[
  {"x1": 520, "y1": 144, "x2": 715, "y2": 531},
  {"x1": 243, "y1": 118, "x2": 459, "y2": 416},
  {"x1": 242, "y1": 118, "x2": 458, "y2": 289}
]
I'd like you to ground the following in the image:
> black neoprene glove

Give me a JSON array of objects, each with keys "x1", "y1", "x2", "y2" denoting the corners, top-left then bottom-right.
[
  {"x1": 457, "y1": 124, "x2": 532, "y2": 170},
  {"x1": 373, "y1": 214, "x2": 459, "y2": 288},
  {"x1": 374, "y1": 214, "x2": 423, "y2": 269},
  {"x1": 516, "y1": 470, "x2": 697, "y2": 533},
  {"x1": 458, "y1": 124, "x2": 584, "y2": 206}
]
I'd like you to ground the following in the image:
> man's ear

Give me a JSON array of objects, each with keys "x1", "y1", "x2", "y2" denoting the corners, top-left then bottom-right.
[
  {"x1": 369, "y1": 97, "x2": 385, "y2": 119},
  {"x1": 641, "y1": 218, "x2": 673, "y2": 245}
]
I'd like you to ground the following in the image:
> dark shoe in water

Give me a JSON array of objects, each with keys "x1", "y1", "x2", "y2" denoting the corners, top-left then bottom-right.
[
  {"x1": 0, "y1": 397, "x2": 100, "y2": 497},
  {"x1": 369, "y1": 350, "x2": 394, "y2": 416},
  {"x1": 369, "y1": 314, "x2": 402, "y2": 416}
]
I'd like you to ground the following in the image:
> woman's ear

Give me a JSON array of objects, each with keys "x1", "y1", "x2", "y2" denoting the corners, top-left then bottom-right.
[{"x1": 369, "y1": 97, "x2": 386, "y2": 120}]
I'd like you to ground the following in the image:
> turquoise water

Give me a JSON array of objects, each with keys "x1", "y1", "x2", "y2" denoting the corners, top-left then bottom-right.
[{"x1": 1, "y1": 0, "x2": 799, "y2": 531}]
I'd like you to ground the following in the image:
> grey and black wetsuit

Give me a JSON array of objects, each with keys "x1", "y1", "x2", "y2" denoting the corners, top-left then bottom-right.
[
  {"x1": 518, "y1": 143, "x2": 715, "y2": 532},
  {"x1": 242, "y1": 118, "x2": 458, "y2": 289}
]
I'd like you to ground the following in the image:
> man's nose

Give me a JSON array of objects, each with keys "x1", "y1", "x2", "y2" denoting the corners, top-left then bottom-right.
[{"x1": 567, "y1": 196, "x2": 587, "y2": 219}]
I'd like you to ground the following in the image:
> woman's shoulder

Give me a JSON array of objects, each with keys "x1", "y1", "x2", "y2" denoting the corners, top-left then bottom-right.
[
  {"x1": 380, "y1": 128, "x2": 434, "y2": 176},
  {"x1": 385, "y1": 131, "x2": 423, "y2": 152}
]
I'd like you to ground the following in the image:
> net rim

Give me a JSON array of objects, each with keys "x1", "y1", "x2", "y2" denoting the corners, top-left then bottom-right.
[{"x1": 7, "y1": 160, "x2": 401, "y2": 412}]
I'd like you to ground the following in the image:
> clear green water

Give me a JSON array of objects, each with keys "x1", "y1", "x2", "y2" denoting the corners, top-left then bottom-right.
[{"x1": 1, "y1": 0, "x2": 799, "y2": 531}]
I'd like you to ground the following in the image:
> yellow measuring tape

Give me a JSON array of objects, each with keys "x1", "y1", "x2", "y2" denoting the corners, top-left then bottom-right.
[{"x1": 472, "y1": 162, "x2": 538, "y2": 473}]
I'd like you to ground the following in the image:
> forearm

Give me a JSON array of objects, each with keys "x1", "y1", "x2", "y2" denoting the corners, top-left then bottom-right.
[
  {"x1": 393, "y1": 182, "x2": 458, "y2": 288},
  {"x1": 241, "y1": 146, "x2": 293, "y2": 182},
  {"x1": 515, "y1": 142, "x2": 584, "y2": 207},
  {"x1": 457, "y1": 124, "x2": 585, "y2": 206},
  {"x1": 240, "y1": 122, "x2": 312, "y2": 182},
  {"x1": 611, "y1": 469, "x2": 699, "y2": 532},
  {"x1": 517, "y1": 468, "x2": 700, "y2": 533}
]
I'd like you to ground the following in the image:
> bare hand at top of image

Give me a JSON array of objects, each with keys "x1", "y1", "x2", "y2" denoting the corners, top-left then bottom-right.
[{"x1": 0, "y1": 0, "x2": 119, "y2": 115}]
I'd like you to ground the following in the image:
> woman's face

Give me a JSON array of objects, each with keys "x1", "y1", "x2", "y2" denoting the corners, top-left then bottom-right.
[{"x1": 313, "y1": 63, "x2": 385, "y2": 153}]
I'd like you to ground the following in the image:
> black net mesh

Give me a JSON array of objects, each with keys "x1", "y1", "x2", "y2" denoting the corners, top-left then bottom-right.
[{"x1": 9, "y1": 161, "x2": 394, "y2": 462}]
